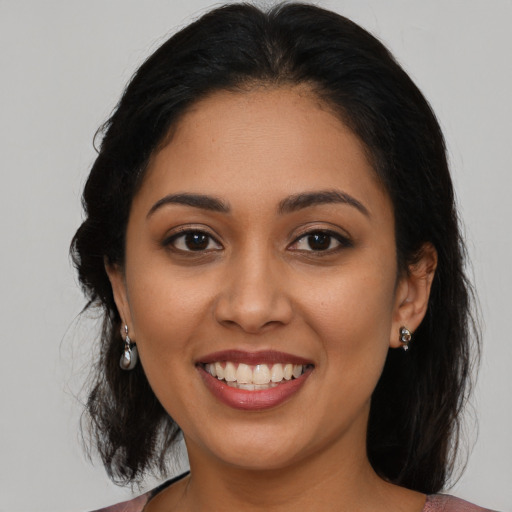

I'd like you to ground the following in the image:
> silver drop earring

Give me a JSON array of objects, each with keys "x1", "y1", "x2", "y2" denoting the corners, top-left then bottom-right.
[
  {"x1": 399, "y1": 326, "x2": 412, "y2": 351},
  {"x1": 120, "y1": 324, "x2": 138, "y2": 370}
]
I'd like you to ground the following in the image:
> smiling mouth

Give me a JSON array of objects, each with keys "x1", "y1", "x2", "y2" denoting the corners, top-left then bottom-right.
[{"x1": 200, "y1": 362, "x2": 313, "y2": 390}]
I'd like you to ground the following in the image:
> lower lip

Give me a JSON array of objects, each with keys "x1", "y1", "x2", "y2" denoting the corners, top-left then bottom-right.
[{"x1": 198, "y1": 366, "x2": 312, "y2": 411}]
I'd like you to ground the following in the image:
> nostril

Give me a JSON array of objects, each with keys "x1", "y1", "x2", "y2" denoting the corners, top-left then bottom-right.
[{"x1": 214, "y1": 293, "x2": 293, "y2": 334}]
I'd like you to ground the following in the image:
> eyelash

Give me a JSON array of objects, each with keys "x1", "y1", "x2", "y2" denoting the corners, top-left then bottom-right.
[
  {"x1": 163, "y1": 228, "x2": 352, "y2": 254},
  {"x1": 164, "y1": 229, "x2": 222, "y2": 253},
  {"x1": 289, "y1": 229, "x2": 353, "y2": 253}
]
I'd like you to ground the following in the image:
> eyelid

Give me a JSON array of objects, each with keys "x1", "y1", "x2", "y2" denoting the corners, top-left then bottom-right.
[
  {"x1": 161, "y1": 224, "x2": 352, "y2": 254},
  {"x1": 162, "y1": 226, "x2": 223, "y2": 252},
  {"x1": 288, "y1": 228, "x2": 353, "y2": 252}
]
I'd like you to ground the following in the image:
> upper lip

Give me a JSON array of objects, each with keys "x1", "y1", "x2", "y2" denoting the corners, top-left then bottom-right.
[{"x1": 196, "y1": 349, "x2": 314, "y2": 366}]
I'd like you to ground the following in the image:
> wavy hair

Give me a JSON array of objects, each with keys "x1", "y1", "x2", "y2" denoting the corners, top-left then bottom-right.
[{"x1": 71, "y1": 2, "x2": 478, "y2": 491}]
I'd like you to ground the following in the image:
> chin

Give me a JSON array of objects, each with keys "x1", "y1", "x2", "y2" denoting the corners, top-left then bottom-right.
[{"x1": 189, "y1": 424, "x2": 313, "y2": 472}]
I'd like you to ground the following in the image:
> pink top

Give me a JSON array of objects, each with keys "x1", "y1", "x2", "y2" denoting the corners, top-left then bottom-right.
[
  {"x1": 424, "y1": 494, "x2": 497, "y2": 511},
  {"x1": 92, "y1": 491, "x2": 498, "y2": 512}
]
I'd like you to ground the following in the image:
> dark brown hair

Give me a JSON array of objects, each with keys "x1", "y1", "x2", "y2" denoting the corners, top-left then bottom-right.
[{"x1": 71, "y1": 2, "x2": 478, "y2": 492}]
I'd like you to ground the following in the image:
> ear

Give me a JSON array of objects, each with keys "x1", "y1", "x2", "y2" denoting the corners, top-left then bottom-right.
[
  {"x1": 389, "y1": 243, "x2": 438, "y2": 349},
  {"x1": 104, "y1": 258, "x2": 134, "y2": 336}
]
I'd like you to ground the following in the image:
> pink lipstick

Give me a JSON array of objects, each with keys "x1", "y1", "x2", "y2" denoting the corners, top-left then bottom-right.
[{"x1": 196, "y1": 350, "x2": 314, "y2": 411}]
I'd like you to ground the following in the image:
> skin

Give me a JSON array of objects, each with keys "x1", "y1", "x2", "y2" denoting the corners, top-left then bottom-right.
[{"x1": 107, "y1": 86, "x2": 437, "y2": 512}]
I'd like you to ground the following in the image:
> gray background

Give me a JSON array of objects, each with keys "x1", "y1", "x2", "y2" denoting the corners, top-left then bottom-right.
[{"x1": 0, "y1": 1, "x2": 511, "y2": 511}]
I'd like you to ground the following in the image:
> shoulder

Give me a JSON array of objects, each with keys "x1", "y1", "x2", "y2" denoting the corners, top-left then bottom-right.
[
  {"x1": 90, "y1": 472, "x2": 190, "y2": 512},
  {"x1": 89, "y1": 493, "x2": 149, "y2": 512},
  {"x1": 425, "y1": 494, "x2": 500, "y2": 512}
]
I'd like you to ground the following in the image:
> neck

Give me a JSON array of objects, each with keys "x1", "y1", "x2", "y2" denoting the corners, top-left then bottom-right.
[
  {"x1": 174, "y1": 424, "x2": 422, "y2": 512},
  {"x1": 147, "y1": 407, "x2": 426, "y2": 512}
]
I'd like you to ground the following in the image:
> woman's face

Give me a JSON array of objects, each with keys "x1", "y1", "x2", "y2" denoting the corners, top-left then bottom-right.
[{"x1": 109, "y1": 87, "x2": 422, "y2": 472}]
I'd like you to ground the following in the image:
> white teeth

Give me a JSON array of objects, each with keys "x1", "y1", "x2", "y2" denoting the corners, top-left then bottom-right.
[
  {"x1": 206, "y1": 363, "x2": 216, "y2": 377},
  {"x1": 215, "y1": 362, "x2": 224, "y2": 380},
  {"x1": 253, "y1": 364, "x2": 271, "y2": 385},
  {"x1": 224, "y1": 362, "x2": 237, "y2": 382},
  {"x1": 205, "y1": 361, "x2": 308, "y2": 387},
  {"x1": 253, "y1": 383, "x2": 278, "y2": 389},
  {"x1": 292, "y1": 364, "x2": 302, "y2": 379},
  {"x1": 236, "y1": 363, "x2": 252, "y2": 384},
  {"x1": 227, "y1": 382, "x2": 279, "y2": 390},
  {"x1": 271, "y1": 363, "x2": 284, "y2": 382}
]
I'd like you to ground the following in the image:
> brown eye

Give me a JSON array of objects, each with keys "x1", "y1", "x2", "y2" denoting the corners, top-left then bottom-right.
[
  {"x1": 290, "y1": 230, "x2": 352, "y2": 253},
  {"x1": 184, "y1": 233, "x2": 209, "y2": 250},
  {"x1": 169, "y1": 231, "x2": 222, "y2": 252},
  {"x1": 307, "y1": 233, "x2": 331, "y2": 251}
]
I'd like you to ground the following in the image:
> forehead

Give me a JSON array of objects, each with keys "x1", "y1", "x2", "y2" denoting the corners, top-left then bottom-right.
[{"x1": 138, "y1": 86, "x2": 390, "y2": 217}]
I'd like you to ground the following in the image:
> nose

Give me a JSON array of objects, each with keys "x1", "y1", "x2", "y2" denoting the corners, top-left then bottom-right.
[{"x1": 213, "y1": 246, "x2": 293, "y2": 334}]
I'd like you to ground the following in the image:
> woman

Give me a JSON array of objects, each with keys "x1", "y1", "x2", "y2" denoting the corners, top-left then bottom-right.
[{"x1": 72, "y1": 3, "x2": 493, "y2": 511}]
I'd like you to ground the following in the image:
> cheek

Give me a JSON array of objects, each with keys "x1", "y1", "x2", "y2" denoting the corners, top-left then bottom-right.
[
  {"x1": 299, "y1": 263, "x2": 397, "y2": 391},
  {"x1": 304, "y1": 263, "x2": 396, "y2": 338},
  {"x1": 124, "y1": 270, "x2": 211, "y2": 424},
  {"x1": 125, "y1": 267, "x2": 211, "y2": 374}
]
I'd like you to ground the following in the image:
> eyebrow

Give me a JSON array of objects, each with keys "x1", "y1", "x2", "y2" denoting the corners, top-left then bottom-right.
[
  {"x1": 278, "y1": 190, "x2": 369, "y2": 217},
  {"x1": 147, "y1": 193, "x2": 230, "y2": 218},
  {"x1": 147, "y1": 189, "x2": 369, "y2": 218}
]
